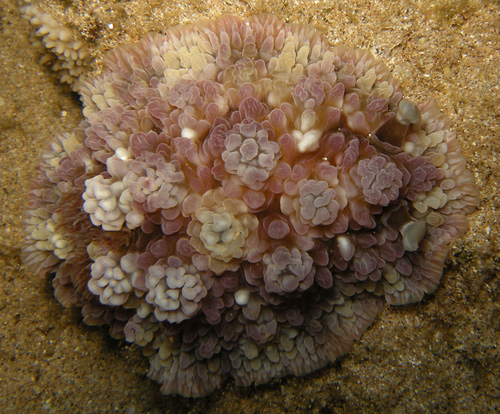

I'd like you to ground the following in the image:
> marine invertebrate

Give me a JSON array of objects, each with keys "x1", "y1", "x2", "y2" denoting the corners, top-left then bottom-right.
[
  {"x1": 23, "y1": 14, "x2": 479, "y2": 397},
  {"x1": 22, "y1": 4, "x2": 90, "y2": 90}
]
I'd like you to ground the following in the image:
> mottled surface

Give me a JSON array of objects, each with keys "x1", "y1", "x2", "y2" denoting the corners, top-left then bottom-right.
[
  {"x1": 1, "y1": 0, "x2": 499, "y2": 413},
  {"x1": 22, "y1": 12, "x2": 480, "y2": 397}
]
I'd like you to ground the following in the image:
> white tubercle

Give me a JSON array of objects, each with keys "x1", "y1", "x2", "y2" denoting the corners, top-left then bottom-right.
[
  {"x1": 400, "y1": 221, "x2": 426, "y2": 252},
  {"x1": 336, "y1": 234, "x2": 355, "y2": 261},
  {"x1": 234, "y1": 288, "x2": 250, "y2": 306},
  {"x1": 181, "y1": 127, "x2": 197, "y2": 140},
  {"x1": 115, "y1": 147, "x2": 131, "y2": 160},
  {"x1": 292, "y1": 129, "x2": 322, "y2": 152}
]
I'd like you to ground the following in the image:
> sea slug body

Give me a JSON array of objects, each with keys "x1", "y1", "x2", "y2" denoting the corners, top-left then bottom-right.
[{"x1": 23, "y1": 13, "x2": 479, "y2": 397}]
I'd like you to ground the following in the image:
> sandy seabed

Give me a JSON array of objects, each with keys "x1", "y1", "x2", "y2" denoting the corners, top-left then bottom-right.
[{"x1": 0, "y1": 0, "x2": 499, "y2": 413}]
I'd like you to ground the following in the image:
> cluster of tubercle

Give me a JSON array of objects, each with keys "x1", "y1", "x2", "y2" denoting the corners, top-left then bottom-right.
[
  {"x1": 23, "y1": 13, "x2": 479, "y2": 397},
  {"x1": 22, "y1": 4, "x2": 90, "y2": 90}
]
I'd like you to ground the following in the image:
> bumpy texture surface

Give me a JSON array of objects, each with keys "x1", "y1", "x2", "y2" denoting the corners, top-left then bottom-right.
[
  {"x1": 22, "y1": 5, "x2": 90, "y2": 91},
  {"x1": 23, "y1": 15, "x2": 479, "y2": 397}
]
